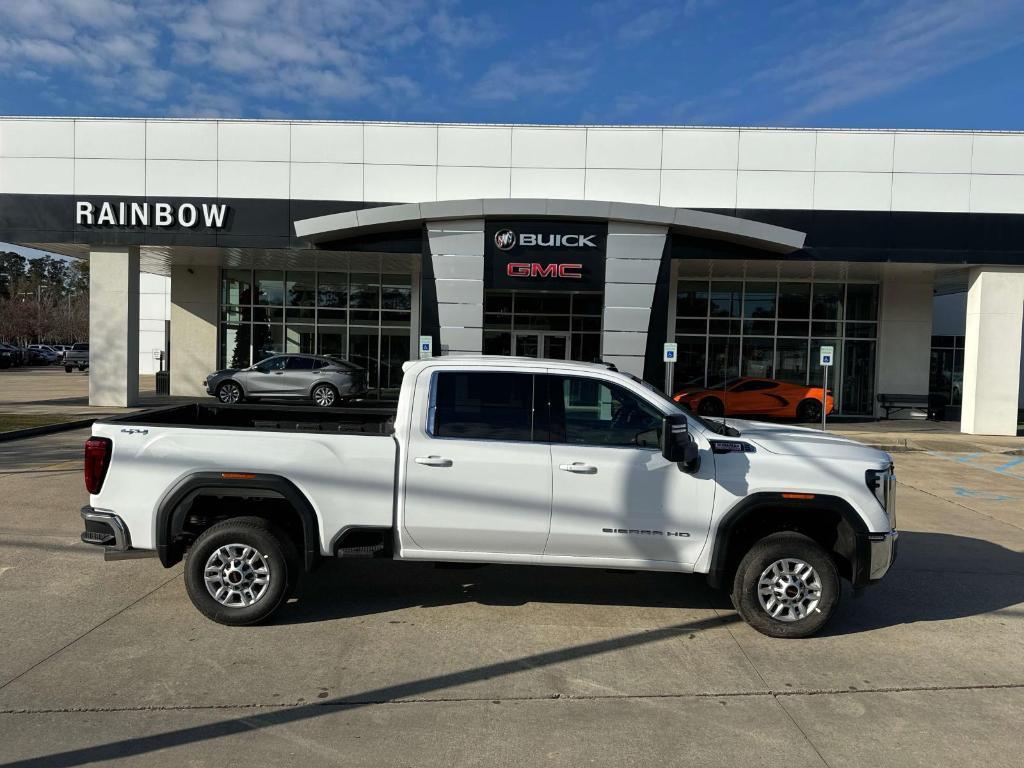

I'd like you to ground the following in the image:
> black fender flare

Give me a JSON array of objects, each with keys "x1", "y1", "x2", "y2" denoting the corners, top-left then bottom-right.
[
  {"x1": 706, "y1": 492, "x2": 869, "y2": 589},
  {"x1": 155, "y1": 472, "x2": 321, "y2": 571}
]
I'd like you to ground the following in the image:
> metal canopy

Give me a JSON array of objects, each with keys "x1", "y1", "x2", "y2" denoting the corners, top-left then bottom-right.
[{"x1": 293, "y1": 198, "x2": 807, "y2": 254}]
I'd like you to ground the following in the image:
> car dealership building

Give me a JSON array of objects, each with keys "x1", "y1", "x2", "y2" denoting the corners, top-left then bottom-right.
[{"x1": 1, "y1": 117, "x2": 1022, "y2": 434}]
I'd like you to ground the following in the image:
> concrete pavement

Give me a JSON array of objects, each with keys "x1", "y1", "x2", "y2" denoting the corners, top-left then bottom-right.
[{"x1": 0, "y1": 430, "x2": 1021, "y2": 767}]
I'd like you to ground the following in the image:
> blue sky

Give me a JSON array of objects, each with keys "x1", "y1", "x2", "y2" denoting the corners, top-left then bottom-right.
[{"x1": 0, "y1": 0, "x2": 1022, "y2": 129}]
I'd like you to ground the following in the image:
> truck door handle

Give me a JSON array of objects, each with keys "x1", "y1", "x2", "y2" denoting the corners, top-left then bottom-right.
[
  {"x1": 415, "y1": 456, "x2": 453, "y2": 467},
  {"x1": 559, "y1": 462, "x2": 597, "y2": 474},
  {"x1": 274, "y1": 371, "x2": 284, "y2": 375}
]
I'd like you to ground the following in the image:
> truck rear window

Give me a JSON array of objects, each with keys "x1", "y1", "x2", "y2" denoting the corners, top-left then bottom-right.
[{"x1": 430, "y1": 371, "x2": 535, "y2": 441}]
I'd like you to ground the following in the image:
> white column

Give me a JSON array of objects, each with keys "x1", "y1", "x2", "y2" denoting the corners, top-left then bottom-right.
[
  {"x1": 875, "y1": 266, "x2": 933, "y2": 413},
  {"x1": 89, "y1": 247, "x2": 140, "y2": 407},
  {"x1": 602, "y1": 221, "x2": 667, "y2": 378},
  {"x1": 170, "y1": 264, "x2": 219, "y2": 396},
  {"x1": 961, "y1": 267, "x2": 1024, "y2": 436},
  {"x1": 427, "y1": 219, "x2": 484, "y2": 355}
]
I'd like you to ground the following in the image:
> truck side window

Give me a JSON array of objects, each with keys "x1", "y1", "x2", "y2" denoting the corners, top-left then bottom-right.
[
  {"x1": 431, "y1": 371, "x2": 535, "y2": 442},
  {"x1": 554, "y1": 376, "x2": 662, "y2": 448}
]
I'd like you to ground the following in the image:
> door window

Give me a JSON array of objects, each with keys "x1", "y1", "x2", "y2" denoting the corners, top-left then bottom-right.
[
  {"x1": 552, "y1": 376, "x2": 662, "y2": 448},
  {"x1": 732, "y1": 379, "x2": 778, "y2": 392},
  {"x1": 285, "y1": 356, "x2": 316, "y2": 370},
  {"x1": 255, "y1": 356, "x2": 287, "y2": 372},
  {"x1": 430, "y1": 371, "x2": 536, "y2": 442}
]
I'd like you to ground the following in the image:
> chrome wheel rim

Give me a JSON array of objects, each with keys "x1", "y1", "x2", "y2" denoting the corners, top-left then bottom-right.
[
  {"x1": 757, "y1": 558, "x2": 821, "y2": 622},
  {"x1": 313, "y1": 386, "x2": 335, "y2": 406},
  {"x1": 204, "y1": 544, "x2": 271, "y2": 607},
  {"x1": 218, "y1": 383, "x2": 241, "y2": 403}
]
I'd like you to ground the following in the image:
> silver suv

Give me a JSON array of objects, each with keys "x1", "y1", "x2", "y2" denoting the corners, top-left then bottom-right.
[{"x1": 205, "y1": 354, "x2": 367, "y2": 407}]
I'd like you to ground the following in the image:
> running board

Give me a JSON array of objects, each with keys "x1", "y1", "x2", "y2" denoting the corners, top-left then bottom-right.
[
  {"x1": 104, "y1": 548, "x2": 159, "y2": 561},
  {"x1": 336, "y1": 543, "x2": 385, "y2": 559}
]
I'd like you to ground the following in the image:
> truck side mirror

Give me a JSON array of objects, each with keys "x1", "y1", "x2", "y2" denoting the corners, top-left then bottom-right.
[{"x1": 662, "y1": 415, "x2": 701, "y2": 473}]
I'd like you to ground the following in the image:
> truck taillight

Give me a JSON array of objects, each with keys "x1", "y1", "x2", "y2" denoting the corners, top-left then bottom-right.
[{"x1": 84, "y1": 437, "x2": 112, "y2": 494}]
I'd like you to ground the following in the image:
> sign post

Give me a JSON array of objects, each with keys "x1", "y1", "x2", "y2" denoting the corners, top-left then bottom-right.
[
  {"x1": 419, "y1": 335, "x2": 433, "y2": 359},
  {"x1": 819, "y1": 344, "x2": 834, "y2": 431},
  {"x1": 663, "y1": 342, "x2": 678, "y2": 397}
]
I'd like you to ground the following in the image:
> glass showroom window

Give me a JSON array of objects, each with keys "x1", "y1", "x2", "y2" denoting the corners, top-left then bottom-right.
[
  {"x1": 219, "y1": 256, "x2": 414, "y2": 398},
  {"x1": 929, "y1": 335, "x2": 965, "y2": 407},
  {"x1": 674, "y1": 279, "x2": 879, "y2": 414}
]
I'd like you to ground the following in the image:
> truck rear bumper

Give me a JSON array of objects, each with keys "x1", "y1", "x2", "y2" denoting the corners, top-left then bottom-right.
[
  {"x1": 854, "y1": 530, "x2": 898, "y2": 587},
  {"x1": 81, "y1": 506, "x2": 157, "y2": 561},
  {"x1": 81, "y1": 506, "x2": 131, "y2": 551}
]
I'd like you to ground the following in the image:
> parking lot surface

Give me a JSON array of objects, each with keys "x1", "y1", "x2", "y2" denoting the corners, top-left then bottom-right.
[{"x1": 0, "y1": 429, "x2": 1021, "y2": 767}]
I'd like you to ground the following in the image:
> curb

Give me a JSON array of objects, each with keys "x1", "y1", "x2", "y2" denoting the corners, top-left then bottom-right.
[{"x1": 0, "y1": 418, "x2": 96, "y2": 442}]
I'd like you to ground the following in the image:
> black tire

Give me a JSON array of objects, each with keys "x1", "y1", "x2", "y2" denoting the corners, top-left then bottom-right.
[
  {"x1": 216, "y1": 381, "x2": 244, "y2": 404},
  {"x1": 796, "y1": 398, "x2": 822, "y2": 422},
  {"x1": 311, "y1": 383, "x2": 338, "y2": 408},
  {"x1": 697, "y1": 397, "x2": 724, "y2": 417},
  {"x1": 184, "y1": 517, "x2": 299, "y2": 626},
  {"x1": 78, "y1": 365, "x2": 86, "y2": 371},
  {"x1": 731, "y1": 532, "x2": 839, "y2": 639},
  {"x1": 64, "y1": 365, "x2": 73, "y2": 373}
]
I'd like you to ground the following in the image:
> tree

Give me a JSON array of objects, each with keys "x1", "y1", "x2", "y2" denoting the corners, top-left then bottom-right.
[{"x1": 0, "y1": 252, "x2": 90, "y2": 344}]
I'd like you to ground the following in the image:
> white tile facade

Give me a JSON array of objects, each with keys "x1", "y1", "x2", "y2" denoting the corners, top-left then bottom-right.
[
  {"x1": 0, "y1": 118, "x2": 1023, "y2": 213},
  {"x1": 147, "y1": 160, "x2": 218, "y2": 197}
]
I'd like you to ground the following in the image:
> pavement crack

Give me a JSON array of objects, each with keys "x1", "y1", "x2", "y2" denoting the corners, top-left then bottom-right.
[
  {"x1": 708, "y1": 600, "x2": 833, "y2": 768},
  {"x1": 4, "y1": 682, "x2": 1021, "y2": 715},
  {"x1": 0, "y1": 571, "x2": 182, "y2": 692}
]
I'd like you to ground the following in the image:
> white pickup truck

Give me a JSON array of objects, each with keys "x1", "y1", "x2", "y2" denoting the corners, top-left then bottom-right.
[{"x1": 80, "y1": 357, "x2": 897, "y2": 638}]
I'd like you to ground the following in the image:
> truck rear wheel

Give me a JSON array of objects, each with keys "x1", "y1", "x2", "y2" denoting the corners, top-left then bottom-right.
[
  {"x1": 184, "y1": 517, "x2": 298, "y2": 626},
  {"x1": 731, "y1": 532, "x2": 839, "y2": 638}
]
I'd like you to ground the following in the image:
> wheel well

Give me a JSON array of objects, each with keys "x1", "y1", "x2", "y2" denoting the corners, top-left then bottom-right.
[
  {"x1": 156, "y1": 474, "x2": 320, "y2": 571},
  {"x1": 179, "y1": 494, "x2": 304, "y2": 558},
  {"x1": 708, "y1": 496, "x2": 864, "y2": 589},
  {"x1": 310, "y1": 381, "x2": 337, "y2": 396}
]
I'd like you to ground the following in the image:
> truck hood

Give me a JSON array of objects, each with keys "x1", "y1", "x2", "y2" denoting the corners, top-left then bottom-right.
[{"x1": 716, "y1": 418, "x2": 890, "y2": 463}]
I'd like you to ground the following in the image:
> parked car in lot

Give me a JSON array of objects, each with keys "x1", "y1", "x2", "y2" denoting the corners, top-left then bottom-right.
[
  {"x1": 81, "y1": 357, "x2": 897, "y2": 638},
  {"x1": 673, "y1": 377, "x2": 834, "y2": 421},
  {"x1": 0, "y1": 344, "x2": 15, "y2": 369},
  {"x1": 64, "y1": 343, "x2": 89, "y2": 372},
  {"x1": 204, "y1": 354, "x2": 367, "y2": 407},
  {"x1": 26, "y1": 345, "x2": 61, "y2": 364}
]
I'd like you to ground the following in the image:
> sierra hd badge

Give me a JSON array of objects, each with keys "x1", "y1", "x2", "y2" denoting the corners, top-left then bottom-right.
[{"x1": 494, "y1": 228, "x2": 516, "y2": 250}]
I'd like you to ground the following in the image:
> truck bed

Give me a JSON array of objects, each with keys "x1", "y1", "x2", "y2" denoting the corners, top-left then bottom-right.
[{"x1": 105, "y1": 402, "x2": 397, "y2": 435}]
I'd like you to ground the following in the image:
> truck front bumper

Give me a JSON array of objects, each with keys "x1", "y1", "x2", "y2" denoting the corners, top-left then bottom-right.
[{"x1": 853, "y1": 529, "x2": 898, "y2": 587}]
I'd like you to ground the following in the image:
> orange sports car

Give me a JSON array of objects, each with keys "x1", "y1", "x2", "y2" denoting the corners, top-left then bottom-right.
[{"x1": 673, "y1": 377, "x2": 834, "y2": 421}]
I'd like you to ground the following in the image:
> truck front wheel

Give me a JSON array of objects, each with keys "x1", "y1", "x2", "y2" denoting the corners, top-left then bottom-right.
[
  {"x1": 184, "y1": 517, "x2": 298, "y2": 626},
  {"x1": 731, "y1": 532, "x2": 839, "y2": 638}
]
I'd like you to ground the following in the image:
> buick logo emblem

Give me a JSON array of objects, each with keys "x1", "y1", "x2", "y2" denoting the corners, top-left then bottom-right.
[{"x1": 494, "y1": 229, "x2": 516, "y2": 251}]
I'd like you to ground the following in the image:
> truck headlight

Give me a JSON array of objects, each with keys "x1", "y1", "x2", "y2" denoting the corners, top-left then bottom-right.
[{"x1": 866, "y1": 465, "x2": 896, "y2": 526}]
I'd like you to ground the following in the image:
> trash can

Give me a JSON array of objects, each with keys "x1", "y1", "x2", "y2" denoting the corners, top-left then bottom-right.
[{"x1": 155, "y1": 370, "x2": 170, "y2": 396}]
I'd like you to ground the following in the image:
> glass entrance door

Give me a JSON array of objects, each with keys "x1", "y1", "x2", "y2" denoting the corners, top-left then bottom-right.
[{"x1": 514, "y1": 332, "x2": 570, "y2": 360}]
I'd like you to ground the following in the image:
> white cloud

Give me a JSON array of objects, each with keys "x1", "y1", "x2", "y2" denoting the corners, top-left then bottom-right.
[
  {"x1": 472, "y1": 61, "x2": 593, "y2": 102},
  {"x1": 755, "y1": 0, "x2": 1024, "y2": 118},
  {"x1": 0, "y1": 0, "x2": 492, "y2": 116}
]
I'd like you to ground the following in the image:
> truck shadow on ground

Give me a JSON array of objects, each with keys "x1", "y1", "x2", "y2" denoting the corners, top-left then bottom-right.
[{"x1": 278, "y1": 531, "x2": 1024, "y2": 634}]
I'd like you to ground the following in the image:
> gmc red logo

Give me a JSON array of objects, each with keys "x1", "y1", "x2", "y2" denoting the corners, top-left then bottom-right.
[{"x1": 506, "y1": 262, "x2": 583, "y2": 279}]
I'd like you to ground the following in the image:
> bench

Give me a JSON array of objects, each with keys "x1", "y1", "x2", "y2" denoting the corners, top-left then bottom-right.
[{"x1": 876, "y1": 393, "x2": 930, "y2": 419}]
